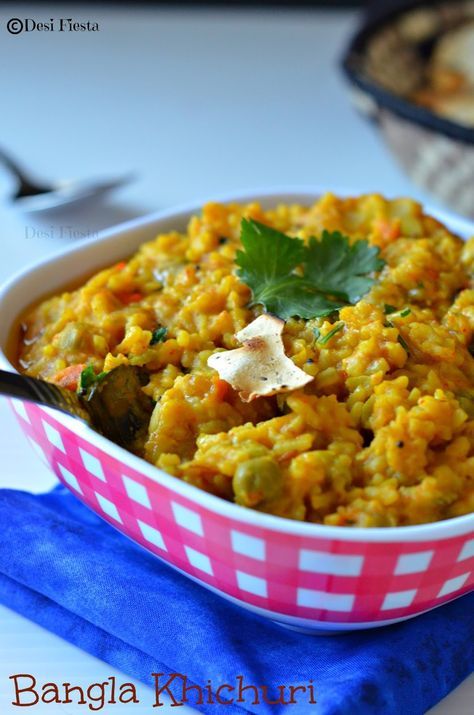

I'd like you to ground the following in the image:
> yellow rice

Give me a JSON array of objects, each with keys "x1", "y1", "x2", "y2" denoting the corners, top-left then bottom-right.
[{"x1": 18, "y1": 194, "x2": 474, "y2": 526}]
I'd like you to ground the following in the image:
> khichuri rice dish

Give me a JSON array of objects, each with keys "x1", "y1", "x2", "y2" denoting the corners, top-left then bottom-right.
[{"x1": 18, "y1": 194, "x2": 474, "y2": 527}]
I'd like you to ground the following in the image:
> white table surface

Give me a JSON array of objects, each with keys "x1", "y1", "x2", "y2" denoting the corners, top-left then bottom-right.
[{"x1": 0, "y1": 4, "x2": 471, "y2": 713}]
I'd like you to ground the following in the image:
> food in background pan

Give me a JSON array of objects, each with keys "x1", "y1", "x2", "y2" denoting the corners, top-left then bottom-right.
[{"x1": 413, "y1": 21, "x2": 474, "y2": 127}]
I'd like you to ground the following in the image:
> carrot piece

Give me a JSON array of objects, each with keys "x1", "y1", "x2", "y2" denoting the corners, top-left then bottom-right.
[
  {"x1": 115, "y1": 261, "x2": 127, "y2": 271},
  {"x1": 214, "y1": 378, "x2": 230, "y2": 401},
  {"x1": 53, "y1": 364, "x2": 86, "y2": 392},
  {"x1": 376, "y1": 218, "x2": 401, "y2": 243},
  {"x1": 120, "y1": 292, "x2": 143, "y2": 305}
]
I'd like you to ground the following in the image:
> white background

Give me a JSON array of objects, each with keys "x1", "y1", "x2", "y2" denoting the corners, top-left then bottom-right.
[{"x1": 0, "y1": 4, "x2": 471, "y2": 713}]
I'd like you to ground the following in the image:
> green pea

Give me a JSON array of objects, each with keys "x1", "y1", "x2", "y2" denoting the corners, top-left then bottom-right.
[
  {"x1": 456, "y1": 391, "x2": 474, "y2": 419},
  {"x1": 233, "y1": 457, "x2": 283, "y2": 507}
]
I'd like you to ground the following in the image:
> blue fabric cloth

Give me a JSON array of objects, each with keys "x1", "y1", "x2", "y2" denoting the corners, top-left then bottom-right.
[{"x1": 0, "y1": 486, "x2": 472, "y2": 714}]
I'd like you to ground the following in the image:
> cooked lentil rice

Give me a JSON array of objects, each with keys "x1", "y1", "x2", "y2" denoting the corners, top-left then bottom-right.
[{"x1": 19, "y1": 194, "x2": 474, "y2": 526}]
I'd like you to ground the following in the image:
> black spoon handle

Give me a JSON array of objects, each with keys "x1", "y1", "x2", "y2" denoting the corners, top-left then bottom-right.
[
  {"x1": 0, "y1": 148, "x2": 50, "y2": 197},
  {"x1": 0, "y1": 366, "x2": 153, "y2": 453},
  {"x1": 0, "y1": 369, "x2": 84, "y2": 418}
]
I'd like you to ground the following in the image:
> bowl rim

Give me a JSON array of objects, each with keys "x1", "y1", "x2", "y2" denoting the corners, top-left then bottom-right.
[
  {"x1": 1, "y1": 185, "x2": 474, "y2": 543},
  {"x1": 341, "y1": 0, "x2": 474, "y2": 146}
]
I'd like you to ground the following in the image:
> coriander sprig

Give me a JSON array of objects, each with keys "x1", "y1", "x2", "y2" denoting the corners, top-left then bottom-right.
[{"x1": 236, "y1": 219, "x2": 384, "y2": 320}]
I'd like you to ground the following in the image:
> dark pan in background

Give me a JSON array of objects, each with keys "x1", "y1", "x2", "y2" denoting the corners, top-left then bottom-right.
[{"x1": 342, "y1": 0, "x2": 474, "y2": 218}]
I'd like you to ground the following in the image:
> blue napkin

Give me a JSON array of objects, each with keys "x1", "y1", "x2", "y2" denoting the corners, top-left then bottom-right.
[{"x1": 0, "y1": 486, "x2": 472, "y2": 715}]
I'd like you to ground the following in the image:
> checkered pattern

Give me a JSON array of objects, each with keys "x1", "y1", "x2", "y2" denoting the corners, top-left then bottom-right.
[{"x1": 11, "y1": 399, "x2": 474, "y2": 626}]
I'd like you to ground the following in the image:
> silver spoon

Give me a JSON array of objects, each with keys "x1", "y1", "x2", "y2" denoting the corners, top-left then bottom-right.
[
  {"x1": 0, "y1": 365, "x2": 154, "y2": 454},
  {"x1": 0, "y1": 148, "x2": 134, "y2": 214}
]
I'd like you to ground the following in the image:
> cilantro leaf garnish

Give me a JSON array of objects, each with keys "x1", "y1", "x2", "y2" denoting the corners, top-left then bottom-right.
[
  {"x1": 397, "y1": 333, "x2": 410, "y2": 353},
  {"x1": 236, "y1": 219, "x2": 384, "y2": 319},
  {"x1": 150, "y1": 326, "x2": 167, "y2": 345},
  {"x1": 384, "y1": 318, "x2": 410, "y2": 354},
  {"x1": 78, "y1": 365, "x2": 106, "y2": 396},
  {"x1": 304, "y1": 231, "x2": 384, "y2": 304},
  {"x1": 385, "y1": 304, "x2": 411, "y2": 318},
  {"x1": 317, "y1": 322, "x2": 344, "y2": 345}
]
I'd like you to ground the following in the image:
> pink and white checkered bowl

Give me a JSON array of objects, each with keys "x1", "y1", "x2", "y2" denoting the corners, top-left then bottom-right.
[{"x1": 1, "y1": 189, "x2": 473, "y2": 633}]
